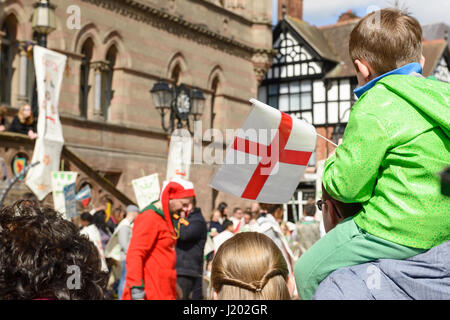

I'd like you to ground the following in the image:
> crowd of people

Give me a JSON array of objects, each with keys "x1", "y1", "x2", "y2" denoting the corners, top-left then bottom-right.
[{"x1": 0, "y1": 8, "x2": 448, "y2": 300}]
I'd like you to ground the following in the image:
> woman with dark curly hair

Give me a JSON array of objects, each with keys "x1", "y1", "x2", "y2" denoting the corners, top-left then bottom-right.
[{"x1": 0, "y1": 200, "x2": 108, "y2": 300}]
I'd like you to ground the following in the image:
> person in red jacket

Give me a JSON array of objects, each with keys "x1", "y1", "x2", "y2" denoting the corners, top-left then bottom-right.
[{"x1": 122, "y1": 177, "x2": 195, "y2": 300}]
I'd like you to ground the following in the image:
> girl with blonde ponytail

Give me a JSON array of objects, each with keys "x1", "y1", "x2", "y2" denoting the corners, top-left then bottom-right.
[{"x1": 210, "y1": 232, "x2": 291, "y2": 300}]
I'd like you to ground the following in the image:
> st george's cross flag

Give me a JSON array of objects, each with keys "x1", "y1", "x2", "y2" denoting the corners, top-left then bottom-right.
[{"x1": 210, "y1": 98, "x2": 316, "y2": 204}]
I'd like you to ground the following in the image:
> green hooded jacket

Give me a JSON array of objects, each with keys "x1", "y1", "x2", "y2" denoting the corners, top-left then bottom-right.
[{"x1": 323, "y1": 74, "x2": 450, "y2": 249}]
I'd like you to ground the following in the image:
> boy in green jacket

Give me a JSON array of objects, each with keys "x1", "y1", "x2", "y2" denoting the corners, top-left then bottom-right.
[{"x1": 294, "y1": 8, "x2": 450, "y2": 300}]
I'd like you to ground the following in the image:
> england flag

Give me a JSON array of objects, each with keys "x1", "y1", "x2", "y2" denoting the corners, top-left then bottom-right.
[{"x1": 210, "y1": 98, "x2": 316, "y2": 204}]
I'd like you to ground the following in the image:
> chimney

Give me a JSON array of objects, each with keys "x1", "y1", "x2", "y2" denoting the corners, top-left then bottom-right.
[
  {"x1": 278, "y1": 0, "x2": 303, "y2": 21},
  {"x1": 338, "y1": 9, "x2": 359, "y2": 23}
]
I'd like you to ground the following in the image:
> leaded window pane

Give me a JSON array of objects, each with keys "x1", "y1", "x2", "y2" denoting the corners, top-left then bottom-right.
[
  {"x1": 313, "y1": 103, "x2": 326, "y2": 125},
  {"x1": 280, "y1": 83, "x2": 289, "y2": 94},
  {"x1": 313, "y1": 80, "x2": 325, "y2": 102},
  {"x1": 340, "y1": 79, "x2": 351, "y2": 100},
  {"x1": 300, "y1": 92, "x2": 312, "y2": 110},
  {"x1": 287, "y1": 65, "x2": 294, "y2": 77},
  {"x1": 301, "y1": 112, "x2": 312, "y2": 124},
  {"x1": 257, "y1": 86, "x2": 267, "y2": 104},
  {"x1": 328, "y1": 102, "x2": 339, "y2": 123},
  {"x1": 279, "y1": 94, "x2": 289, "y2": 112},
  {"x1": 289, "y1": 81, "x2": 300, "y2": 93},
  {"x1": 280, "y1": 66, "x2": 287, "y2": 78},
  {"x1": 328, "y1": 81, "x2": 338, "y2": 101},
  {"x1": 294, "y1": 64, "x2": 300, "y2": 76},
  {"x1": 268, "y1": 96, "x2": 278, "y2": 108},
  {"x1": 274, "y1": 67, "x2": 279, "y2": 78},
  {"x1": 290, "y1": 93, "x2": 300, "y2": 111},
  {"x1": 269, "y1": 84, "x2": 278, "y2": 95},
  {"x1": 301, "y1": 63, "x2": 308, "y2": 75},
  {"x1": 300, "y1": 80, "x2": 311, "y2": 92}
]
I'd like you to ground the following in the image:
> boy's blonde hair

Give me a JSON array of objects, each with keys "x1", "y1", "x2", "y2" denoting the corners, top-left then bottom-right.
[
  {"x1": 349, "y1": 8, "x2": 422, "y2": 75},
  {"x1": 210, "y1": 232, "x2": 290, "y2": 300}
]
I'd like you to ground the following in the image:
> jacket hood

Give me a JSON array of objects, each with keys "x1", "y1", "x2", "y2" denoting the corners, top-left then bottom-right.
[{"x1": 378, "y1": 75, "x2": 450, "y2": 138}]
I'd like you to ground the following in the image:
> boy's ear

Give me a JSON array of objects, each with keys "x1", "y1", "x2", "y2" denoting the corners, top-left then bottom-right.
[
  {"x1": 354, "y1": 59, "x2": 371, "y2": 81},
  {"x1": 420, "y1": 55, "x2": 425, "y2": 70}
]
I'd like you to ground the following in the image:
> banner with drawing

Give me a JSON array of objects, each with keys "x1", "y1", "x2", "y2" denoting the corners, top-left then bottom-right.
[
  {"x1": 166, "y1": 133, "x2": 192, "y2": 181},
  {"x1": 132, "y1": 173, "x2": 160, "y2": 211},
  {"x1": 51, "y1": 171, "x2": 78, "y2": 219},
  {"x1": 26, "y1": 46, "x2": 67, "y2": 200}
]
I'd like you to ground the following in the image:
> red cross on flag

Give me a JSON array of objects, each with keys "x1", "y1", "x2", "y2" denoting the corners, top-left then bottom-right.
[{"x1": 210, "y1": 98, "x2": 316, "y2": 204}]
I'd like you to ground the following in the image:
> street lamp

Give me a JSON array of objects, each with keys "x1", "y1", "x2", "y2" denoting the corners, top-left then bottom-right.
[
  {"x1": 31, "y1": 0, "x2": 56, "y2": 48},
  {"x1": 150, "y1": 80, "x2": 205, "y2": 134}
]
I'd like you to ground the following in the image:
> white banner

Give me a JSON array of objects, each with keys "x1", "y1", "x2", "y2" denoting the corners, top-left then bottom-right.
[
  {"x1": 26, "y1": 46, "x2": 66, "y2": 200},
  {"x1": 51, "y1": 171, "x2": 78, "y2": 219},
  {"x1": 132, "y1": 173, "x2": 161, "y2": 211},
  {"x1": 166, "y1": 132, "x2": 192, "y2": 181}
]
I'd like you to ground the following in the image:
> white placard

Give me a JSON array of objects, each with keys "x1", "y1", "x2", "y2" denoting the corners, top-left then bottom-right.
[
  {"x1": 132, "y1": 173, "x2": 161, "y2": 211},
  {"x1": 51, "y1": 171, "x2": 78, "y2": 219}
]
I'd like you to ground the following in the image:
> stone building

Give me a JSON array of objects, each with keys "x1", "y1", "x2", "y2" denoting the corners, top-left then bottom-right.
[{"x1": 0, "y1": 0, "x2": 274, "y2": 215}]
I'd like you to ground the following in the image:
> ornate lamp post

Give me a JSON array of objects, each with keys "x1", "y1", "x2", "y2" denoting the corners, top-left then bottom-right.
[
  {"x1": 150, "y1": 80, "x2": 205, "y2": 134},
  {"x1": 31, "y1": 0, "x2": 56, "y2": 48}
]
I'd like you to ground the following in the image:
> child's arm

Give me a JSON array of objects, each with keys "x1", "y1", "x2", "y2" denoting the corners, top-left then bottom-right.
[{"x1": 322, "y1": 110, "x2": 390, "y2": 203}]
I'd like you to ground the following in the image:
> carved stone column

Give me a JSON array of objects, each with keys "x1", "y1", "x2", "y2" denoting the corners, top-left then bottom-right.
[
  {"x1": 252, "y1": 48, "x2": 276, "y2": 84},
  {"x1": 0, "y1": 30, "x2": 5, "y2": 92},
  {"x1": 17, "y1": 42, "x2": 29, "y2": 104}
]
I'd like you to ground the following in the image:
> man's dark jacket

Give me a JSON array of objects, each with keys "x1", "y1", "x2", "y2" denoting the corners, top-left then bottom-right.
[{"x1": 176, "y1": 208, "x2": 207, "y2": 278}]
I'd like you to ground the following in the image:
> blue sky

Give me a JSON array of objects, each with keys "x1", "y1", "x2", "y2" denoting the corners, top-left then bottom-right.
[{"x1": 273, "y1": 0, "x2": 450, "y2": 27}]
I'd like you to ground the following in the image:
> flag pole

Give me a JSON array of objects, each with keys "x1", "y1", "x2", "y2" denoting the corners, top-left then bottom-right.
[{"x1": 317, "y1": 133, "x2": 338, "y2": 147}]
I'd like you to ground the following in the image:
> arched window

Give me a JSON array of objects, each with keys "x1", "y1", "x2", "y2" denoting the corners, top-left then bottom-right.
[
  {"x1": 0, "y1": 16, "x2": 17, "y2": 105},
  {"x1": 210, "y1": 76, "x2": 220, "y2": 129},
  {"x1": 171, "y1": 64, "x2": 181, "y2": 85},
  {"x1": 104, "y1": 45, "x2": 117, "y2": 120},
  {"x1": 79, "y1": 38, "x2": 94, "y2": 117}
]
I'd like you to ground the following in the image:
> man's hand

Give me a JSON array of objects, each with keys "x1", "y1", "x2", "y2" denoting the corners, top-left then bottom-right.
[
  {"x1": 176, "y1": 284, "x2": 183, "y2": 300},
  {"x1": 209, "y1": 229, "x2": 218, "y2": 237}
]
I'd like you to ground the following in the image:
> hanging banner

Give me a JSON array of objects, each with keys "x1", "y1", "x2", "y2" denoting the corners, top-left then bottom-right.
[
  {"x1": 63, "y1": 183, "x2": 78, "y2": 220},
  {"x1": 132, "y1": 173, "x2": 160, "y2": 211},
  {"x1": 25, "y1": 46, "x2": 67, "y2": 200},
  {"x1": 166, "y1": 131, "x2": 193, "y2": 181},
  {"x1": 51, "y1": 171, "x2": 78, "y2": 219}
]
